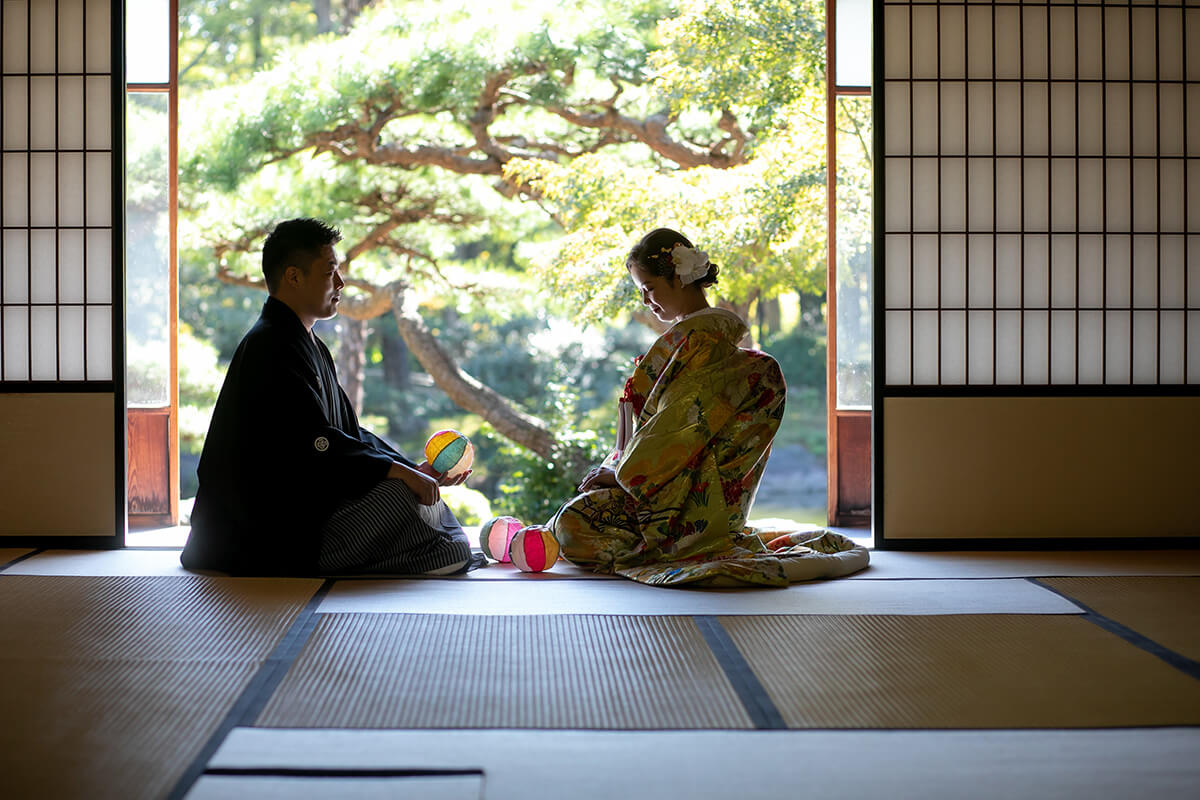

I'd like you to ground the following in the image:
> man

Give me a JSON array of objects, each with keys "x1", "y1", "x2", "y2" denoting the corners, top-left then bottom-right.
[{"x1": 182, "y1": 218, "x2": 474, "y2": 576}]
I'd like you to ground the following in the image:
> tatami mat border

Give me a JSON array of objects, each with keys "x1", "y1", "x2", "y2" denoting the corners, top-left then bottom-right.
[{"x1": 0, "y1": 548, "x2": 40, "y2": 573}]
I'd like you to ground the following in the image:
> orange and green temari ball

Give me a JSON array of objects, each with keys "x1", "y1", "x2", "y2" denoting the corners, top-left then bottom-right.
[
  {"x1": 478, "y1": 515, "x2": 523, "y2": 563},
  {"x1": 509, "y1": 525, "x2": 559, "y2": 573},
  {"x1": 424, "y1": 429, "x2": 474, "y2": 478}
]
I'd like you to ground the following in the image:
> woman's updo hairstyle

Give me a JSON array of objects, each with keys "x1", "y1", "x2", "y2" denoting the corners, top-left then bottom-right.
[{"x1": 626, "y1": 227, "x2": 719, "y2": 289}]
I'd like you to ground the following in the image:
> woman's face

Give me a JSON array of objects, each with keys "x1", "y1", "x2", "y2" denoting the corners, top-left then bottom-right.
[{"x1": 628, "y1": 262, "x2": 687, "y2": 322}]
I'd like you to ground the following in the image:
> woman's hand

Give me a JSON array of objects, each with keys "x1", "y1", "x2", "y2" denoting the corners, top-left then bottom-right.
[
  {"x1": 417, "y1": 461, "x2": 472, "y2": 487},
  {"x1": 388, "y1": 461, "x2": 440, "y2": 505},
  {"x1": 578, "y1": 465, "x2": 619, "y2": 491}
]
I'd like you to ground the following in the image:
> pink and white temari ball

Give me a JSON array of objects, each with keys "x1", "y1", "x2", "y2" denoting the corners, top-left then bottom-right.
[
  {"x1": 509, "y1": 525, "x2": 559, "y2": 573},
  {"x1": 478, "y1": 515, "x2": 523, "y2": 563}
]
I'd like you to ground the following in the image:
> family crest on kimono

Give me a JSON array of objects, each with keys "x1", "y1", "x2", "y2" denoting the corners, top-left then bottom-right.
[
  {"x1": 182, "y1": 218, "x2": 477, "y2": 577},
  {"x1": 547, "y1": 228, "x2": 868, "y2": 587}
]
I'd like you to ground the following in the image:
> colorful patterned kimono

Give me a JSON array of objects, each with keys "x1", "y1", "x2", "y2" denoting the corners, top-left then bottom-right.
[{"x1": 549, "y1": 309, "x2": 867, "y2": 587}]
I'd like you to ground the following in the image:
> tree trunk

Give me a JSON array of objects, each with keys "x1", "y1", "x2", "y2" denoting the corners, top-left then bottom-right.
[
  {"x1": 389, "y1": 290, "x2": 558, "y2": 459},
  {"x1": 313, "y1": 0, "x2": 333, "y2": 33},
  {"x1": 336, "y1": 316, "x2": 368, "y2": 414},
  {"x1": 381, "y1": 326, "x2": 411, "y2": 390}
]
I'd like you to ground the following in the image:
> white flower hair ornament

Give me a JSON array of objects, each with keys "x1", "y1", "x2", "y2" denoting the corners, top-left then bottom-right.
[{"x1": 670, "y1": 243, "x2": 710, "y2": 286}]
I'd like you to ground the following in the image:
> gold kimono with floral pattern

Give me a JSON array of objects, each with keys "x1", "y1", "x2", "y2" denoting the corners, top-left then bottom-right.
[{"x1": 548, "y1": 309, "x2": 858, "y2": 587}]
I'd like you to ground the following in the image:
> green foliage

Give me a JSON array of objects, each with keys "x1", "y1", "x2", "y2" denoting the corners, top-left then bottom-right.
[
  {"x1": 486, "y1": 427, "x2": 612, "y2": 525},
  {"x1": 178, "y1": 326, "x2": 226, "y2": 455},
  {"x1": 440, "y1": 484, "x2": 494, "y2": 526}
]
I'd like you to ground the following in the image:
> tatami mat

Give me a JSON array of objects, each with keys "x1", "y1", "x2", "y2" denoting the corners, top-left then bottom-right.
[
  {"x1": 7, "y1": 548, "x2": 195, "y2": 576},
  {"x1": 0, "y1": 575, "x2": 320, "y2": 799},
  {"x1": 210, "y1": 727, "x2": 1200, "y2": 800},
  {"x1": 722, "y1": 614, "x2": 1200, "y2": 728},
  {"x1": 0, "y1": 547, "x2": 34, "y2": 570},
  {"x1": 256, "y1": 613, "x2": 752, "y2": 729},
  {"x1": 317, "y1": 576, "x2": 1082, "y2": 615},
  {"x1": 1040, "y1": 576, "x2": 1200, "y2": 663},
  {"x1": 853, "y1": 549, "x2": 1200, "y2": 579},
  {"x1": 188, "y1": 774, "x2": 483, "y2": 800}
]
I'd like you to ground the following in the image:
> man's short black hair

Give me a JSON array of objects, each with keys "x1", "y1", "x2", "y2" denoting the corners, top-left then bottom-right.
[{"x1": 262, "y1": 218, "x2": 343, "y2": 293}]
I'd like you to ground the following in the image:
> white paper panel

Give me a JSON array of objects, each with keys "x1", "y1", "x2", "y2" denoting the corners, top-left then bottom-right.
[
  {"x1": 59, "y1": 305, "x2": 86, "y2": 380},
  {"x1": 835, "y1": 0, "x2": 872, "y2": 88},
  {"x1": 995, "y1": 84, "x2": 1022, "y2": 156},
  {"x1": 995, "y1": 310, "x2": 1021, "y2": 384},
  {"x1": 1132, "y1": 85, "x2": 1157, "y2": 159},
  {"x1": 1106, "y1": 311, "x2": 1132, "y2": 383},
  {"x1": 1077, "y1": 84, "x2": 1104, "y2": 157},
  {"x1": 86, "y1": 229, "x2": 112, "y2": 304},
  {"x1": 1078, "y1": 311, "x2": 1104, "y2": 384},
  {"x1": 966, "y1": 5, "x2": 992, "y2": 80},
  {"x1": 1191, "y1": 163, "x2": 1200, "y2": 235},
  {"x1": 85, "y1": 0, "x2": 112, "y2": 74},
  {"x1": 1077, "y1": 6, "x2": 1104, "y2": 82},
  {"x1": 1023, "y1": 236, "x2": 1048, "y2": 308},
  {"x1": 29, "y1": 1, "x2": 56, "y2": 73},
  {"x1": 85, "y1": 75, "x2": 112, "y2": 149},
  {"x1": 58, "y1": 230, "x2": 86, "y2": 304},
  {"x1": 1159, "y1": 161, "x2": 1185, "y2": 233},
  {"x1": 1104, "y1": 6, "x2": 1131, "y2": 82},
  {"x1": 1022, "y1": 160, "x2": 1048, "y2": 230},
  {"x1": 30, "y1": 230, "x2": 56, "y2": 304},
  {"x1": 996, "y1": 235, "x2": 1021, "y2": 308},
  {"x1": 913, "y1": 235, "x2": 939, "y2": 308},
  {"x1": 885, "y1": 82, "x2": 910, "y2": 156},
  {"x1": 1132, "y1": 311, "x2": 1158, "y2": 384},
  {"x1": 912, "y1": 83, "x2": 938, "y2": 156},
  {"x1": 885, "y1": 235, "x2": 911, "y2": 308},
  {"x1": 966, "y1": 83, "x2": 992, "y2": 155},
  {"x1": 1077, "y1": 159, "x2": 1104, "y2": 233},
  {"x1": 967, "y1": 311, "x2": 993, "y2": 384},
  {"x1": 1187, "y1": 86, "x2": 1200, "y2": 160},
  {"x1": 1022, "y1": 5, "x2": 1048, "y2": 81},
  {"x1": 967, "y1": 235, "x2": 993, "y2": 308},
  {"x1": 57, "y1": 0, "x2": 87, "y2": 73},
  {"x1": 1188, "y1": 9, "x2": 1200, "y2": 82},
  {"x1": 941, "y1": 159, "x2": 966, "y2": 232},
  {"x1": 29, "y1": 76, "x2": 56, "y2": 150},
  {"x1": 913, "y1": 159, "x2": 939, "y2": 231},
  {"x1": 940, "y1": 311, "x2": 965, "y2": 384},
  {"x1": 1105, "y1": 84, "x2": 1131, "y2": 158},
  {"x1": 1050, "y1": 311, "x2": 1076, "y2": 384},
  {"x1": 1023, "y1": 83, "x2": 1048, "y2": 157},
  {"x1": 940, "y1": 84, "x2": 965, "y2": 156},
  {"x1": 1023, "y1": 311, "x2": 1049, "y2": 385},
  {"x1": 58, "y1": 152, "x2": 85, "y2": 227},
  {"x1": 1049, "y1": 83, "x2": 1075, "y2": 157},
  {"x1": 1106, "y1": 236, "x2": 1132, "y2": 307},
  {"x1": 967, "y1": 158, "x2": 994, "y2": 231},
  {"x1": 1048, "y1": 7, "x2": 1075, "y2": 81},
  {"x1": 86, "y1": 304, "x2": 111, "y2": 380},
  {"x1": 1050, "y1": 159, "x2": 1075, "y2": 232},
  {"x1": 1105, "y1": 160, "x2": 1131, "y2": 232},
  {"x1": 1133, "y1": 236, "x2": 1157, "y2": 309},
  {"x1": 994, "y1": 5, "x2": 1021, "y2": 81},
  {"x1": 2, "y1": 232, "x2": 29, "y2": 303},
  {"x1": 911, "y1": 5, "x2": 938, "y2": 79},
  {"x1": 85, "y1": 152, "x2": 112, "y2": 226},
  {"x1": 2, "y1": 77, "x2": 28, "y2": 150},
  {"x1": 1158, "y1": 8, "x2": 1183, "y2": 83},
  {"x1": 30, "y1": 306, "x2": 56, "y2": 380},
  {"x1": 886, "y1": 311, "x2": 911, "y2": 385},
  {"x1": 884, "y1": 5, "x2": 911, "y2": 80},
  {"x1": 1130, "y1": 6, "x2": 1157, "y2": 83},
  {"x1": 913, "y1": 311, "x2": 938, "y2": 384},
  {"x1": 1190, "y1": 239, "x2": 1200, "y2": 309},
  {"x1": 1050, "y1": 236, "x2": 1076, "y2": 308},
  {"x1": 941, "y1": 235, "x2": 966, "y2": 308},
  {"x1": 938, "y1": 5, "x2": 965, "y2": 80},
  {"x1": 1160, "y1": 236, "x2": 1185, "y2": 309},
  {"x1": 1134, "y1": 167, "x2": 1159, "y2": 241},
  {"x1": 58, "y1": 77, "x2": 85, "y2": 150},
  {"x1": 1078, "y1": 236, "x2": 1105, "y2": 308},
  {"x1": 29, "y1": 153, "x2": 56, "y2": 227},
  {"x1": 1160, "y1": 312, "x2": 1185, "y2": 384},
  {"x1": 1191, "y1": 312, "x2": 1200, "y2": 384},
  {"x1": 3, "y1": 307, "x2": 30, "y2": 380},
  {"x1": 885, "y1": 158, "x2": 911, "y2": 233},
  {"x1": 126, "y1": 0, "x2": 171, "y2": 83},
  {"x1": 3, "y1": 1, "x2": 29, "y2": 72}
]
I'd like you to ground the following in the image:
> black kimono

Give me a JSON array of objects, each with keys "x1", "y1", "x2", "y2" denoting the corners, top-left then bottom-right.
[{"x1": 181, "y1": 297, "x2": 466, "y2": 575}]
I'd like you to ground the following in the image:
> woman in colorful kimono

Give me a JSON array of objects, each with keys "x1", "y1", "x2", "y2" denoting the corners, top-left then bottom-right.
[{"x1": 547, "y1": 228, "x2": 868, "y2": 587}]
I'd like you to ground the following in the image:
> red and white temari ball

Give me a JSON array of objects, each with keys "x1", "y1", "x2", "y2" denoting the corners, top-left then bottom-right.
[
  {"x1": 424, "y1": 429, "x2": 474, "y2": 478},
  {"x1": 509, "y1": 525, "x2": 560, "y2": 573},
  {"x1": 478, "y1": 515, "x2": 523, "y2": 563}
]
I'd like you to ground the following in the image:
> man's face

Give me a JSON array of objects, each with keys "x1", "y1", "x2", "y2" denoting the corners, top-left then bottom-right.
[{"x1": 289, "y1": 244, "x2": 344, "y2": 326}]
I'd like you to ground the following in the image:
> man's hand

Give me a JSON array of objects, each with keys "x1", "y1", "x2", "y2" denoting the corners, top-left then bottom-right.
[
  {"x1": 388, "y1": 461, "x2": 440, "y2": 505},
  {"x1": 417, "y1": 461, "x2": 472, "y2": 487},
  {"x1": 578, "y1": 465, "x2": 619, "y2": 491}
]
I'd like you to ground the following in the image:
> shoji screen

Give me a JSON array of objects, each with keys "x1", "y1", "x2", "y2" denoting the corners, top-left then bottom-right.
[
  {"x1": 877, "y1": 0, "x2": 1199, "y2": 545},
  {"x1": 0, "y1": 0, "x2": 124, "y2": 541}
]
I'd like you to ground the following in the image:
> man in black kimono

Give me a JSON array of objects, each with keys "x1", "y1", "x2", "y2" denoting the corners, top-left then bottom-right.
[{"x1": 182, "y1": 218, "x2": 473, "y2": 576}]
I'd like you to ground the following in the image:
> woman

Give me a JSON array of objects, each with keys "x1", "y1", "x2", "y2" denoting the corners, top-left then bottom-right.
[{"x1": 548, "y1": 228, "x2": 867, "y2": 587}]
